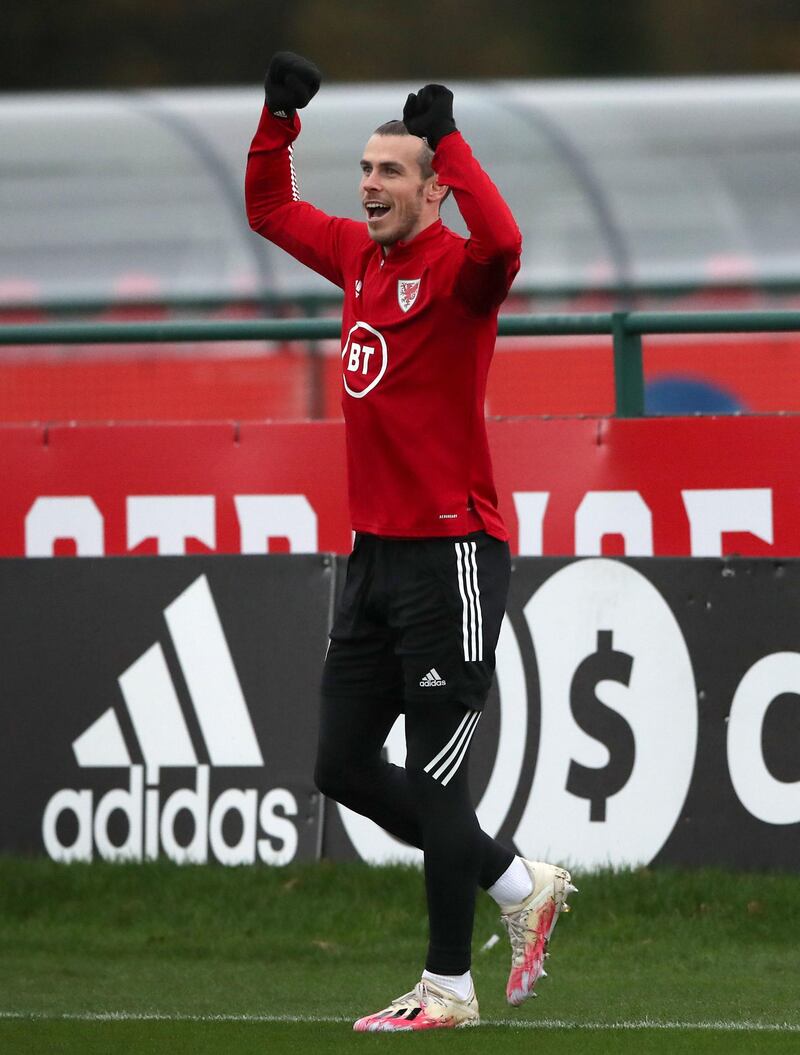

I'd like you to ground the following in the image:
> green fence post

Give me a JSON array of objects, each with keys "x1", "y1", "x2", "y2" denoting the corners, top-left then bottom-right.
[{"x1": 612, "y1": 311, "x2": 644, "y2": 417}]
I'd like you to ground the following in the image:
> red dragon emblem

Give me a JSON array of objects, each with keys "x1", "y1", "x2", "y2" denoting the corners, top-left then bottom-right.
[{"x1": 397, "y1": 279, "x2": 421, "y2": 313}]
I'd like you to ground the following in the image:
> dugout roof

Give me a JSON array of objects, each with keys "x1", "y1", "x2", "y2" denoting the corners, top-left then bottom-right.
[{"x1": 2, "y1": 77, "x2": 799, "y2": 307}]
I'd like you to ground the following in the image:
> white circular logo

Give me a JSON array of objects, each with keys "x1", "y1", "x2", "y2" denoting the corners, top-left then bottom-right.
[
  {"x1": 514, "y1": 559, "x2": 697, "y2": 870},
  {"x1": 339, "y1": 561, "x2": 698, "y2": 869},
  {"x1": 341, "y1": 321, "x2": 388, "y2": 398}
]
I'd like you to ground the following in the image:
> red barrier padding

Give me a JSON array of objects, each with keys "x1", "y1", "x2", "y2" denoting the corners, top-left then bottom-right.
[{"x1": 3, "y1": 415, "x2": 800, "y2": 558}]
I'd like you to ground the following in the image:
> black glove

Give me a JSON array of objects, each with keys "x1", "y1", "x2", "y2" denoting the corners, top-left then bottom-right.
[
  {"x1": 264, "y1": 51, "x2": 321, "y2": 117},
  {"x1": 402, "y1": 84, "x2": 457, "y2": 149}
]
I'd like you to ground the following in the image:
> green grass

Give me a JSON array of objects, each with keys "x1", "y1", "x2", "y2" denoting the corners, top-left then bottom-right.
[{"x1": 1, "y1": 857, "x2": 798, "y2": 1054}]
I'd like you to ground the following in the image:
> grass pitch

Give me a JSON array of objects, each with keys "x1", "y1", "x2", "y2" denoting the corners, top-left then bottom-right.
[{"x1": 1, "y1": 857, "x2": 798, "y2": 1053}]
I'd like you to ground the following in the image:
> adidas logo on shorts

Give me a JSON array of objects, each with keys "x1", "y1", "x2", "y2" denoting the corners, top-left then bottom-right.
[{"x1": 419, "y1": 668, "x2": 447, "y2": 688}]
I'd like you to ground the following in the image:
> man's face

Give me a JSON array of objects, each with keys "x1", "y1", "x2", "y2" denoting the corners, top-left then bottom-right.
[{"x1": 359, "y1": 134, "x2": 434, "y2": 246}]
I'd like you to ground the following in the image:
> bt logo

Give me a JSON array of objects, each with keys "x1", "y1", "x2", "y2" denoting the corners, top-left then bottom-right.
[
  {"x1": 346, "y1": 343, "x2": 376, "y2": 376},
  {"x1": 342, "y1": 322, "x2": 387, "y2": 398}
]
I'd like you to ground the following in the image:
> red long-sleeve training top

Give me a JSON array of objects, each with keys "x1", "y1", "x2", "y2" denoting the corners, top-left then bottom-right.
[{"x1": 245, "y1": 106, "x2": 521, "y2": 540}]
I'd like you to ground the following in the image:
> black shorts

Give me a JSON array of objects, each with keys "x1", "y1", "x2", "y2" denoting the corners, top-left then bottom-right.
[{"x1": 322, "y1": 531, "x2": 511, "y2": 711}]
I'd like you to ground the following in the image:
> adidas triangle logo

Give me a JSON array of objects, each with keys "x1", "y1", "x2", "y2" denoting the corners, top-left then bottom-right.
[
  {"x1": 41, "y1": 575, "x2": 301, "y2": 868},
  {"x1": 72, "y1": 573, "x2": 262, "y2": 782},
  {"x1": 419, "y1": 667, "x2": 447, "y2": 688}
]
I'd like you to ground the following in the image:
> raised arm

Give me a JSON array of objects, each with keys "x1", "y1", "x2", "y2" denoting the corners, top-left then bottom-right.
[
  {"x1": 403, "y1": 85, "x2": 522, "y2": 312},
  {"x1": 245, "y1": 52, "x2": 363, "y2": 289}
]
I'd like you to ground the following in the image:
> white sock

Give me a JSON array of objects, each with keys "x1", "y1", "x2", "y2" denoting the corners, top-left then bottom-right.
[
  {"x1": 487, "y1": 856, "x2": 533, "y2": 907},
  {"x1": 421, "y1": 969, "x2": 473, "y2": 1002}
]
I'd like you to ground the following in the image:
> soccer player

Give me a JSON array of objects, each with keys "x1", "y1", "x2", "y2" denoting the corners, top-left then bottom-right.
[{"x1": 246, "y1": 52, "x2": 575, "y2": 1032}]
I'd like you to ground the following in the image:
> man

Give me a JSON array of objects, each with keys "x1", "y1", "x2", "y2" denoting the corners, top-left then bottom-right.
[{"x1": 246, "y1": 52, "x2": 575, "y2": 1032}]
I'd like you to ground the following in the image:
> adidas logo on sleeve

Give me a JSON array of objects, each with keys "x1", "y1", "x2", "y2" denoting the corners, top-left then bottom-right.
[{"x1": 419, "y1": 668, "x2": 447, "y2": 688}]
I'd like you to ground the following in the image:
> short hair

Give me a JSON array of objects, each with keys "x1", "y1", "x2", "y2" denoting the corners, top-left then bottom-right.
[{"x1": 373, "y1": 119, "x2": 435, "y2": 180}]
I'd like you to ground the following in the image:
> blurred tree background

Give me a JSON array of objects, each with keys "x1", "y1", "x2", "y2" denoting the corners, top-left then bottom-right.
[{"x1": 2, "y1": 0, "x2": 800, "y2": 90}]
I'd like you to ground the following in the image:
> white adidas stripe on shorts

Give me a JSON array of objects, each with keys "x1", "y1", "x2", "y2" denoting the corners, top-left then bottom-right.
[{"x1": 455, "y1": 540, "x2": 483, "y2": 662}]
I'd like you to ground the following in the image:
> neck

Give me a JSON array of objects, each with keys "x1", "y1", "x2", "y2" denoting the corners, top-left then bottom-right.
[{"x1": 384, "y1": 214, "x2": 439, "y2": 255}]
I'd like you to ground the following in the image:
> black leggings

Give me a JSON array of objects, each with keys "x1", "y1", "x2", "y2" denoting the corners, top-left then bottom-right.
[{"x1": 315, "y1": 692, "x2": 514, "y2": 975}]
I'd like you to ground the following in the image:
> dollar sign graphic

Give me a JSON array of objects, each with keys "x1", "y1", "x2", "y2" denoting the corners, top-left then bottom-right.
[{"x1": 566, "y1": 629, "x2": 635, "y2": 822}]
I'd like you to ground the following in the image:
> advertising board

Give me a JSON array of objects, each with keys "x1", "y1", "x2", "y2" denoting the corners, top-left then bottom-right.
[{"x1": 2, "y1": 556, "x2": 797, "y2": 871}]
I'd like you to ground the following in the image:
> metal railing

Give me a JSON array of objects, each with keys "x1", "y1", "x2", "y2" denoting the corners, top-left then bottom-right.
[
  {"x1": 2, "y1": 310, "x2": 800, "y2": 417},
  {"x1": 2, "y1": 275, "x2": 800, "y2": 317}
]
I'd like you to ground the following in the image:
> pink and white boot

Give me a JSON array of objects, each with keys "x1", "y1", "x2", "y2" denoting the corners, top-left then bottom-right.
[
  {"x1": 353, "y1": 978, "x2": 479, "y2": 1032},
  {"x1": 500, "y1": 859, "x2": 577, "y2": 1006}
]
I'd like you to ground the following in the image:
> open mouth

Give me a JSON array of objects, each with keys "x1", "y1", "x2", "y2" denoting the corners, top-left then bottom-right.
[{"x1": 364, "y1": 200, "x2": 391, "y2": 221}]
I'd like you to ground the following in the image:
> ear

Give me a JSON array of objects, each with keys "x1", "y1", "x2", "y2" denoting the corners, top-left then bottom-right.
[{"x1": 427, "y1": 178, "x2": 450, "y2": 206}]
